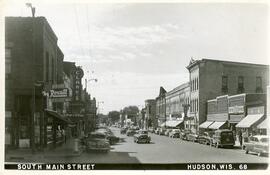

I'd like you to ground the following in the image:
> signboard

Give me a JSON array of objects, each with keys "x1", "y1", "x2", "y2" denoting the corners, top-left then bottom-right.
[
  {"x1": 247, "y1": 106, "x2": 264, "y2": 115},
  {"x1": 50, "y1": 88, "x2": 69, "y2": 98},
  {"x1": 228, "y1": 106, "x2": 244, "y2": 114},
  {"x1": 65, "y1": 114, "x2": 84, "y2": 118},
  {"x1": 73, "y1": 67, "x2": 84, "y2": 101}
]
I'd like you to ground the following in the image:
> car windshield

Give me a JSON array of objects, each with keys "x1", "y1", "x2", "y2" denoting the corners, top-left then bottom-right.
[
  {"x1": 260, "y1": 137, "x2": 269, "y2": 143},
  {"x1": 221, "y1": 132, "x2": 233, "y2": 137},
  {"x1": 90, "y1": 134, "x2": 106, "y2": 139},
  {"x1": 140, "y1": 131, "x2": 148, "y2": 134}
]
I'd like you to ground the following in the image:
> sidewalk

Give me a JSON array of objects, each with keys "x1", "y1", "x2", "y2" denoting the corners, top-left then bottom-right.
[{"x1": 5, "y1": 138, "x2": 83, "y2": 162}]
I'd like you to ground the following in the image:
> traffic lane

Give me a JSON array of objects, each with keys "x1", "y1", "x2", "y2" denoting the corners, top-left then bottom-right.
[{"x1": 111, "y1": 128, "x2": 269, "y2": 163}]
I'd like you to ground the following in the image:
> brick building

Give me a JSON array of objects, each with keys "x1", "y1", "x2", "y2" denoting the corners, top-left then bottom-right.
[
  {"x1": 5, "y1": 17, "x2": 70, "y2": 149},
  {"x1": 155, "y1": 87, "x2": 167, "y2": 127},
  {"x1": 186, "y1": 58, "x2": 269, "y2": 134}
]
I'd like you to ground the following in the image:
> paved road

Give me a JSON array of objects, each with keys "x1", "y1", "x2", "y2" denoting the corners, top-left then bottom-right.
[{"x1": 55, "y1": 127, "x2": 268, "y2": 163}]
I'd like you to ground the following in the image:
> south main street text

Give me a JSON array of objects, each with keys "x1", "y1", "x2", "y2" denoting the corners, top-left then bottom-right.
[{"x1": 17, "y1": 163, "x2": 95, "y2": 170}]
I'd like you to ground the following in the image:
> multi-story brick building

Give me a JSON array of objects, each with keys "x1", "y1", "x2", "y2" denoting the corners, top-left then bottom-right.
[
  {"x1": 5, "y1": 16, "x2": 73, "y2": 150},
  {"x1": 186, "y1": 58, "x2": 269, "y2": 134},
  {"x1": 155, "y1": 87, "x2": 167, "y2": 127}
]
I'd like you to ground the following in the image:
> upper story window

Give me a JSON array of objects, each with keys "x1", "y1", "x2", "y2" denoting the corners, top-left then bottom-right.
[
  {"x1": 222, "y1": 76, "x2": 228, "y2": 94},
  {"x1": 5, "y1": 48, "x2": 11, "y2": 76},
  {"x1": 256, "y1": 76, "x2": 263, "y2": 93},
  {"x1": 237, "y1": 76, "x2": 245, "y2": 93}
]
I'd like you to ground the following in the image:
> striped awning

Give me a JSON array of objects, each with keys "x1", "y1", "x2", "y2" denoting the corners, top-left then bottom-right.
[
  {"x1": 236, "y1": 114, "x2": 264, "y2": 128},
  {"x1": 208, "y1": 121, "x2": 226, "y2": 130},
  {"x1": 257, "y1": 118, "x2": 269, "y2": 129}
]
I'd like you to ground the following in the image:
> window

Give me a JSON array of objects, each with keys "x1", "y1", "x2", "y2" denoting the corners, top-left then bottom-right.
[
  {"x1": 5, "y1": 48, "x2": 11, "y2": 75},
  {"x1": 256, "y1": 76, "x2": 263, "y2": 93},
  {"x1": 45, "y1": 52, "x2": 49, "y2": 82},
  {"x1": 237, "y1": 76, "x2": 245, "y2": 93},
  {"x1": 222, "y1": 76, "x2": 228, "y2": 94}
]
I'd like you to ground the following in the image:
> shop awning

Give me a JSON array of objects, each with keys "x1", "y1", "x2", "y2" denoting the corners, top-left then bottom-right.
[
  {"x1": 160, "y1": 120, "x2": 183, "y2": 128},
  {"x1": 236, "y1": 114, "x2": 264, "y2": 128},
  {"x1": 199, "y1": 121, "x2": 215, "y2": 129},
  {"x1": 208, "y1": 121, "x2": 226, "y2": 129},
  {"x1": 45, "y1": 109, "x2": 72, "y2": 124},
  {"x1": 257, "y1": 118, "x2": 269, "y2": 129}
]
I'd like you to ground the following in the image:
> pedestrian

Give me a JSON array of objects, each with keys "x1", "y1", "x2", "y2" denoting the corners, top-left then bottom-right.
[
  {"x1": 238, "y1": 130, "x2": 242, "y2": 147},
  {"x1": 62, "y1": 129, "x2": 66, "y2": 144}
]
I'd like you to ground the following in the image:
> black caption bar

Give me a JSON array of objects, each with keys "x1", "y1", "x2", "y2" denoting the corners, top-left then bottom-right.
[{"x1": 4, "y1": 163, "x2": 269, "y2": 170}]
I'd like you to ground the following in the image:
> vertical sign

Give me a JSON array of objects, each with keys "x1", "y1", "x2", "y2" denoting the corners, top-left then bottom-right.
[{"x1": 73, "y1": 67, "x2": 84, "y2": 102}]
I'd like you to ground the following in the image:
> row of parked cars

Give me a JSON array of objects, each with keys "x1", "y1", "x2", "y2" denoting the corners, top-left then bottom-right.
[
  {"x1": 81, "y1": 126, "x2": 120, "y2": 153},
  {"x1": 151, "y1": 127, "x2": 269, "y2": 157}
]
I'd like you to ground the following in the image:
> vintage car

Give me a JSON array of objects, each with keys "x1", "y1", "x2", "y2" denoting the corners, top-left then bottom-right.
[
  {"x1": 126, "y1": 129, "x2": 137, "y2": 136},
  {"x1": 180, "y1": 130, "x2": 191, "y2": 140},
  {"x1": 154, "y1": 128, "x2": 161, "y2": 135},
  {"x1": 198, "y1": 132, "x2": 212, "y2": 145},
  {"x1": 148, "y1": 127, "x2": 155, "y2": 133},
  {"x1": 169, "y1": 129, "x2": 181, "y2": 138},
  {"x1": 159, "y1": 128, "x2": 166, "y2": 135},
  {"x1": 211, "y1": 129, "x2": 235, "y2": 148},
  {"x1": 134, "y1": 130, "x2": 151, "y2": 143},
  {"x1": 120, "y1": 127, "x2": 128, "y2": 134},
  {"x1": 85, "y1": 132, "x2": 110, "y2": 153},
  {"x1": 165, "y1": 129, "x2": 172, "y2": 136},
  {"x1": 244, "y1": 135, "x2": 269, "y2": 157},
  {"x1": 187, "y1": 133, "x2": 199, "y2": 142},
  {"x1": 96, "y1": 128, "x2": 119, "y2": 145}
]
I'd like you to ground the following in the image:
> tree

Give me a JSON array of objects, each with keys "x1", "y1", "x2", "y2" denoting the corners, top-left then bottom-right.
[
  {"x1": 108, "y1": 111, "x2": 120, "y2": 124},
  {"x1": 122, "y1": 106, "x2": 139, "y2": 125}
]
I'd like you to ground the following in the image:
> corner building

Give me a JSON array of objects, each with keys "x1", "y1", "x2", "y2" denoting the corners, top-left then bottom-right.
[{"x1": 186, "y1": 59, "x2": 269, "y2": 134}]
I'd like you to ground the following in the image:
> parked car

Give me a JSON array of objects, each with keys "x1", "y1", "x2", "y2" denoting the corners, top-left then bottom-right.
[
  {"x1": 85, "y1": 132, "x2": 110, "y2": 153},
  {"x1": 96, "y1": 128, "x2": 119, "y2": 145},
  {"x1": 198, "y1": 132, "x2": 212, "y2": 145},
  {"x1": 159, "y1": 128, "x2": 166, "y2": 135},
  {"x1": 187, "y1": 133, "x2": 199, "y2": 142},
  {"x1": 155, "y1": 128, "x2": 161, "y2": 135},
  {"x1": 211, "y1": 129, "x2": 235, "y2": 148},
  {"x1": 165, "y1": 129, "x2": 172, "y2": 136},
  {"x1": 126, "y1": 129, "x2": 137, "y2": 136},
  {"x1": 134, "y1": 130, "x2": 151, "y2": 143},
  {"x1": 148, "y1": 127, "x2": 155, "y2": 133},
  {"x1": 169, "y1": 129, "x2": 181, "y2": 138},
  {"x1": 120, "y1": 127, "x2": 128, "y2": 134},
  {"x1": 244, "y1": 135, "x2": 269, "y2": 157},
  {"x1": 180, "y1": 130, "x2": 191, "y2": 140}
]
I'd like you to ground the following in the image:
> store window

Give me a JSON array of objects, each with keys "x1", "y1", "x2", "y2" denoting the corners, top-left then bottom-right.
[
  {"x1": 256, "y1": 76, "x2": 263, "y2": 93},
  {"x1": 222, "y1": 76, "x2": 228, "y2": 94},
  {"x1": 237, "y1": 76, "x2": 245, "y2": 93}
]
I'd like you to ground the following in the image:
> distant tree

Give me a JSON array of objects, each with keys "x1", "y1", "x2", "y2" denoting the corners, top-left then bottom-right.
[
  {"x1": 108, "y1": 111, "x2": 120, "y2": 124},
  {"x1": 122, "y1": 106, "x2": 139, "y2": 115}
]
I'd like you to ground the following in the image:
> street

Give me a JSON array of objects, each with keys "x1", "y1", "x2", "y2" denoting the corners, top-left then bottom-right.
[{"x1": 42, "y1": 127, "x2": 268, "y2": 164}]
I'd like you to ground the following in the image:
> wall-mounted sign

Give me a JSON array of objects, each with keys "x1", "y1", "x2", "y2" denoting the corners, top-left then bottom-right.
[
  {"x1": 247, "y1": 106, "x2": 264, "y2": 115},
  {"x1": 49, "y1": 88, "x2": 69, "y2": 98},
  {"x1": 228, "y1": 106, "x2": 244, "y2": 114},
  {"x1": 73, "y1": 67, "x2": 84, "y2": 101},
  {"x1": 65, "y1": 114, "x2": 84, "y2": 118}
]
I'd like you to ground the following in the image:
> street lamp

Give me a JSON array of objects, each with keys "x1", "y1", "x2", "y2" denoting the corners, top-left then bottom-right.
[{"x1": 26, "y1": 3, "x2": 36, "y2": 17}]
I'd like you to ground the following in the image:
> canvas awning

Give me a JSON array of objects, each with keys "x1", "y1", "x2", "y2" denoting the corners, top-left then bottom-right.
[
  {"x1": 236, "y1": 114, "x2": 264, "y2": 128},
  {"x1": 257, "y1": 118, "x2": 269, "y2": 129},
  {"x1": 199, "y1": 121, "x2": 215, "y2": 129},
  {"x1": 45, "y1": 109, "x2": 72, "y2": 124},
  {"x1": 208, "y1": 121, "x2": 226, "y2": 130},
  {"x1": 160, "y1": 120, "x2": 183, "y2": 128}
]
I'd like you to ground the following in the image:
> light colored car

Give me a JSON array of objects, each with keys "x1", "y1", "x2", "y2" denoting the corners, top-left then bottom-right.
[
  {"x1": 169, "y1": 129, "x2": 181, "y2": 138},
  {"x1": 244, "y1": 135, "x2": 269, "y2": 157},
  {"x1": 165, "y1": 129, "x2": 172, "y2": 136},
  {"x1": 86, "y1": 132, "x2": 110, "y2": 153}
]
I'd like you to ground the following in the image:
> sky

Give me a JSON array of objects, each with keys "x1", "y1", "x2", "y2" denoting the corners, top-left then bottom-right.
[{"x1": 3, "y1": 1, "x2": 269, "y2": 114}]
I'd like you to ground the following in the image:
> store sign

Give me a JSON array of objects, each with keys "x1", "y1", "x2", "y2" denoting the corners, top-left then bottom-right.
[
  {"x1": 247, "y1": 106, "x2": 264, "y2": 115},
  {"x1": 65, "y1": 114, "x2": 84, "y2": 118},
  {"x1": 50, "y1": 88, "x2": 69, "y2": 98},
  {"x1": 73, "y1": 67, "x2": 84, "y2": 101},
  {"x1": 228, "y1": 106, "x2": 244, "y2": 114}
]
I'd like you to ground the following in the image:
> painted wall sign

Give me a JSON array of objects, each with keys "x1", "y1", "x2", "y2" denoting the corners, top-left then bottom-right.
[
  {"x1": 228, "y1": 106, "x2": 244, "y2": 114},
  {"x1": 49, "y1": 88, "x2": 69, "y2": 98}
]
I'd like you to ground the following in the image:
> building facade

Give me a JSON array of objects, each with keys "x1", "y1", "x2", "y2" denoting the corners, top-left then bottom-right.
[
  {"x1": 155, "y1": 87, "x2": 167, "y2": 127},
  {"x1": 186, "y1": 58, "x2": 269, "y2": 134},
  {"x1": 144, "y1": 99, "x2": 157, "y2": 129}
]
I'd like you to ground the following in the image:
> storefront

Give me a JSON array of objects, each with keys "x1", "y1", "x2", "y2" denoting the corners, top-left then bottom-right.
[{"x1": 160, "y1": 119, "x2": 184, "y2": 129}]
